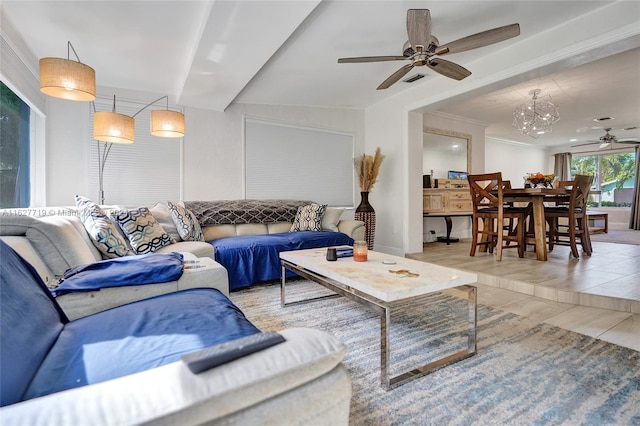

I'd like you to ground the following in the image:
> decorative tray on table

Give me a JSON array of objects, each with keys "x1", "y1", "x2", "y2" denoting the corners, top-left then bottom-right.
[{"x1": 524, "y1": 173, "x2": 556, "y2": 188}]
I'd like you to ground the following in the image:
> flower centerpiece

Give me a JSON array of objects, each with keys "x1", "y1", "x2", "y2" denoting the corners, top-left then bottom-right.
[
  {"x1": 354, "y1": 147, "x2": 385, "y2": 250},
  {"x1": 524, "y1": 172, "x2": 556, "y2": 188}
]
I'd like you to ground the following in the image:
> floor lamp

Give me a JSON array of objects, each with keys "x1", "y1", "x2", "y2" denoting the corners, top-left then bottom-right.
[{"x1": 92, "y1": 95, "x2": 185, "y2": 204}]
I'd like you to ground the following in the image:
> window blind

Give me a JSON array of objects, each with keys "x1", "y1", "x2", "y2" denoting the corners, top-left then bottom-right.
[
  {"x1": 88, "y1": 97, "x2": 182, "y2": 206},
  {"x1": 244, "y1": 118, "x2": 354, "y2": 207}
]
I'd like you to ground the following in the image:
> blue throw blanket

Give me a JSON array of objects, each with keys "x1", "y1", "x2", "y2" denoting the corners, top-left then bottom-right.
[
  {"x1": 52, "y1": 252, "x2": 184, "y2": 296},
  {"x1": 212, "y1": 231, "x2": 354, "y2": 291}
]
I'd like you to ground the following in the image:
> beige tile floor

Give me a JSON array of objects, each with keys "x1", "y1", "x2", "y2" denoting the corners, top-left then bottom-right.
[{"x1": 407, "y1": 239, "x2": 640, "y2": 352}]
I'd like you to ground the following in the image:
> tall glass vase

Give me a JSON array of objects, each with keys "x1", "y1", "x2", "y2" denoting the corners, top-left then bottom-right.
[{"x1": 355, "y1": 191, "x2": 376, "y2": 250}]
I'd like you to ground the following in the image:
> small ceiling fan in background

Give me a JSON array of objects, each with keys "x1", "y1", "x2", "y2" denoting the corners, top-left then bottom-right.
[
  {"x1": 571, "y1": 128, "x2": 640, "y2": 149},
  {"x1": 337, "y1": 9, "x2": 520, "y2": 90}
]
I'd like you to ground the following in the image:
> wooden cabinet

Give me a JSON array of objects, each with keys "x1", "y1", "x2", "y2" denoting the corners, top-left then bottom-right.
[{"x1": 423, "y1": 180, "x2": 472, "y2": 214}]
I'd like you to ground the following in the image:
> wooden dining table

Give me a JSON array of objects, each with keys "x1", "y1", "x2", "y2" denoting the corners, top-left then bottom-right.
[{"x1": 501, "y1": 187, "x2": 571, "y2": 261}]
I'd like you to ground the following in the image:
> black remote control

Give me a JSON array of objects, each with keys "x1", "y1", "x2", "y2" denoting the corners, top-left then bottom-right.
[{"x1": 181, "y1": 332, "x2": 286, "y2": 374}]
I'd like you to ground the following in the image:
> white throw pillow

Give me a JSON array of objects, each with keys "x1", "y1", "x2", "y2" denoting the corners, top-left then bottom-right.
[
  {"x1": 111, "y1": 207, "x2": 175, "y2": 254},
  {"x1": 75, "y1": 195, "x2": 134, "y2": 258},
  {"x1": 167, "y1": 201, "x2": 204, "y2": 242},
  {"x1": 150, "y1": 202, "x2": 182, "y2": 242},
  {"x1": 321, "y1": 207, "x2": 344, "y2": 232},
  {"x1": 290, "y1": 203, "x2": 327, "y2": 232}
]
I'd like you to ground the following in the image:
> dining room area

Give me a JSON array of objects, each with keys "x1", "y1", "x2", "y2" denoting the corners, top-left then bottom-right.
[{"x1": 416, "y1": 164, "x2": 640, "y2": 351}]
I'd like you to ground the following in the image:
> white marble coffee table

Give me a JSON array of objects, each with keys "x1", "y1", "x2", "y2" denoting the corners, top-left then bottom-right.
[{"x1": 280, "y1": 248, "x2": 478, "y2": 390}]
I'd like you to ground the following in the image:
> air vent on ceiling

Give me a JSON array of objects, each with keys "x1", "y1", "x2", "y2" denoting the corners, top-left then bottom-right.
[
  {"x1": 593, "y1": 116, "x2": 614, "y2": 122},
  {"x1": 403, "y1": 74, "x2": 425, "y2": 83}
]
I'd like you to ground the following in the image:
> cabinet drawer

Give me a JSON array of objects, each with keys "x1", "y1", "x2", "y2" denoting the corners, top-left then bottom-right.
[
  {"x1": 449, "y1": 201, "x2": 473, "y2": 212},
  {"x1": 449, "y1": 191, "x2": 471, "y2": 200}
]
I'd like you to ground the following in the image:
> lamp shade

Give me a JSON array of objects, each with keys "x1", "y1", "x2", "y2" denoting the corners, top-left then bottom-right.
[
  {"x1": 39, "y1": 57, "x2": 96, "y2": 101},
  {"x1": 150, "y1": 110, "x2": 185, "y2": 137},
  {"x1": 93, "y1": 111, "x2": 135, "y2": 144}
]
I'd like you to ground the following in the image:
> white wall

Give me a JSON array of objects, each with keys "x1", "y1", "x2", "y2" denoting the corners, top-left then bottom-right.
[
  {"x1": 364, "y1": 1, "x2": 639, "y2": 256},
  {"x1": 182, "y1": 103, "x2": 366, "y2": 209},
  {"x1": 485, "y1": 138, "x2": 551, "y2": 185}
]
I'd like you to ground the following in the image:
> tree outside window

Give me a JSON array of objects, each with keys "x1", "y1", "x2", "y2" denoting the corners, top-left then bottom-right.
[
  {"x1": 0, "y1": 81, "x2": 30, "y2": 208},
  {"x1": 572, "y1": 151, "x2": 636, "y2": 207}
]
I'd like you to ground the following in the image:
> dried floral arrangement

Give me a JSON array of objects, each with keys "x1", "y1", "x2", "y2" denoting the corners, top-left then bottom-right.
[{"x1": 355, "y1": 147, "x2": 385, "y2": 192}]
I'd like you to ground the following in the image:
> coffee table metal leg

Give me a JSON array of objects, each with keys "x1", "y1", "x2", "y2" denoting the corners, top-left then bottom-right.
[{"x1": 381, "y1": 285, "x2": 477, "y2": 390}]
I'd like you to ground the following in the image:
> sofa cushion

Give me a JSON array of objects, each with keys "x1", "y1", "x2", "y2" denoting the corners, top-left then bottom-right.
[
  {"x1": 0, "y1": 215, "x2": 103, "y2": 279},
  {"x1": 150, "y1": 202, "x2": 182, "y2": 242},
  {"x1": 0, "y1": 241, "x2": 66, "y2": 407},
  {"x1": 167, "y1": 201, "x2": 204, "y2": 242},
  {"x1": 112, "y1": 207, "x2": 174, "y2": 254},
  {"x1": 24, "y1": 288, "x2": 261, "y2": 400},
  {"x1": 156, "y1": 240, "x2": 215, "y2": 259},
  {"x1": 321, "y1": 207, "x2": 344, "y2": 232},
  {"x1": 290, "y1": 203, "x2": 327, "y2": 232},
  {"x1": 75, "y1": 195, "x2": 134, "y2": 259},
  {"x1": 212, "y1": 231, "x2": 354, "y2": 290}
]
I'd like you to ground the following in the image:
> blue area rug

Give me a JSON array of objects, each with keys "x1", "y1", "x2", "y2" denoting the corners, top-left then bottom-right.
[{"x1": 230, "y1": 280, "x2": 640, "y2": 425}]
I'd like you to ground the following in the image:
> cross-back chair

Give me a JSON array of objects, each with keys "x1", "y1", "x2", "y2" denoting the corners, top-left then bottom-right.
[
  {"x1": 467, "y1": 172, "x2": 530, "y2": 261},
  {"x1": 545, "y1": 174, "x2": 594, "y2": 258}
]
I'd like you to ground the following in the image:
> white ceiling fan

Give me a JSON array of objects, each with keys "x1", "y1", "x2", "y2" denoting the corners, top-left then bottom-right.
[{"x1": 571, "y1": 128, "x2": 640, "y2": 149}]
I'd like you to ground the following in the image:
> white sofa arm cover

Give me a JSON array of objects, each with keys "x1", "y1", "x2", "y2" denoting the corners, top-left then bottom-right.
[
  {"x1": 338, "y1": 219, "x2": 365, "y2": 241},
  {"x1": 0, "y1": 328, "x2": 350, "y2": 426}
]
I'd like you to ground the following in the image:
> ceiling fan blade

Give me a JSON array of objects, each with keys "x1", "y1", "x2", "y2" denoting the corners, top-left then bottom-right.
[
  {"x1": 338, "y1": 56, "x2": 408, "y2": 63},
  {"x1": 407, "y1": 9, "x2": 431, "y2": 50},
  {"x1": 616, "y1": 140, "x2": 640, "y2": 144},
  {"x1": 435, "y1": 23, "x2": 520, "y2": 56},
  {"x1": 377, "y1": 63, "x2": 414, "y2": 90},
  {"x1": 427, "y1": 58, "x2": 471, "y2": 80}
]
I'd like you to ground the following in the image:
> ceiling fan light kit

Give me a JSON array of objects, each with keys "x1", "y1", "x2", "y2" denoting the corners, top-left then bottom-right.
[
  {"x1": 512, "y1": 89, "x2": 560, "y2": 139},
  {"x1": 337, "y1": 9, "x2": 520, "y2": 90},
  {"x1": 571, "y1": 127, "x2": 640, "y2": 149}
]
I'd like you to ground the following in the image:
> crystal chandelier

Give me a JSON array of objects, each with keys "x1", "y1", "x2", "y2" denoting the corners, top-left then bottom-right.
[{"x1": 512, "y1": 89, "x2": 559, "y2": 138}]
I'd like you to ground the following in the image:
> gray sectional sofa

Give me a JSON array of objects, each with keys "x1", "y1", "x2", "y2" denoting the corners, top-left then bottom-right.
[{"x1": 0, "y1": 200, "x2": 357, "y2": 424}]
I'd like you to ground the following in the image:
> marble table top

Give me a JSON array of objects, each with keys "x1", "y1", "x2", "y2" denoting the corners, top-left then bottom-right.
[{"x1": 280, "y1": 248, "x2": 477, "y2": 302}]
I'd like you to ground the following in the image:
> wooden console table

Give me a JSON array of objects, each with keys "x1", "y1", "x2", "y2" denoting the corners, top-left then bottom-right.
[
  {"x1": 423, "y1": 179, "x2": 472, "y2": 244},
  {"x1": 423, "y1": 212, "x2": 473, "y2": 244}
]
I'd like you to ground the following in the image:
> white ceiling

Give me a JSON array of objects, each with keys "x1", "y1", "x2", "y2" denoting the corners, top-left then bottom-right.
[{"x1": 2, "y1": 1, "x2": 640, "y2": 149}]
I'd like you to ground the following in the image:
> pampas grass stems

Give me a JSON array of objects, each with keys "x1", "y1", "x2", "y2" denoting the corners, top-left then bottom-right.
[{"x1": 356, "y1": 147, "x2": 385, "y2": 192}]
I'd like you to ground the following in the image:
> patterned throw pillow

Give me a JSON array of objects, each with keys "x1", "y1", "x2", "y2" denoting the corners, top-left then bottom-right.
[
  {"x1": 290, "y1": 203, "x2": 327, "y2": 232},
  {"x1": 167, "y1": 201, "x2": 204, "y2": 242},
  {"x1": 74, "y1": 195, "x2": 134, "y2": 258},
  {"x1": 112, "y1": 207, "x2": 175, "y2": 254}
]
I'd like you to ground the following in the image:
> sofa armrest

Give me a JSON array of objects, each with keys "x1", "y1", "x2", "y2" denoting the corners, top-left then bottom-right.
[
  {"x1": 0, "y1": 328, "x2": 350, "y2": 426},
  {"x1": 337, "y1": 219, "x2": 365, "y2": 241}
]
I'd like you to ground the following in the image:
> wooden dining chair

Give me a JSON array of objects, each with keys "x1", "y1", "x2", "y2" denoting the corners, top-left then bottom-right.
[
  {"x1": 545, "y1": 174, "x2": 594, "y2": 258},
  {"x1": 467, "y1": 172, "x2": 530, "y2": 260}
]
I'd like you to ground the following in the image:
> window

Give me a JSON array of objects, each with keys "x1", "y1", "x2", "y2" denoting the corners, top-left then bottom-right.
[
  {"x1": 571, "y1": 150, "x2": 637, "y2": 207},
  {"x1": 88, "y1": 97, "x2": 182, "y2": 206},
  {"x1": 0, "y1": 81, "x2": 30, "y2": 208},
  {"x1": 244, "y1": 118, "x2": 354, "y2": 206}
]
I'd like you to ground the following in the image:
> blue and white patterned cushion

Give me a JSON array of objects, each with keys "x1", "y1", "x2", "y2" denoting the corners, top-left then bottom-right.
[
  {"x1": 290, "y1": 203, "x2": 327, "y2": 232},
  {"x1": 112, "y1": 207, "x2": 174, "y2": 254},
  {"x1": 75, "y1": 195, "x2": 134, "y2": 258},
  {"x1": 167, "y1": 201, "x2": 204, "y2": 242}
]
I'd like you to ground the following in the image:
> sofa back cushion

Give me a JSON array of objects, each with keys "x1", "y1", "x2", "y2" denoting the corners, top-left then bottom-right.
[
  {"x1": 201, "y1": 222, "x2": 293, "y2": 242},
  {"x1": 0, "y1": 215, "x2": 102, "y2": 279},
  {"x1": 0, "y1": 241, "x2": 65, "y2": 406},
  {"x1": 0, "y1": 236, "x2": 56, "y2": 286}
]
